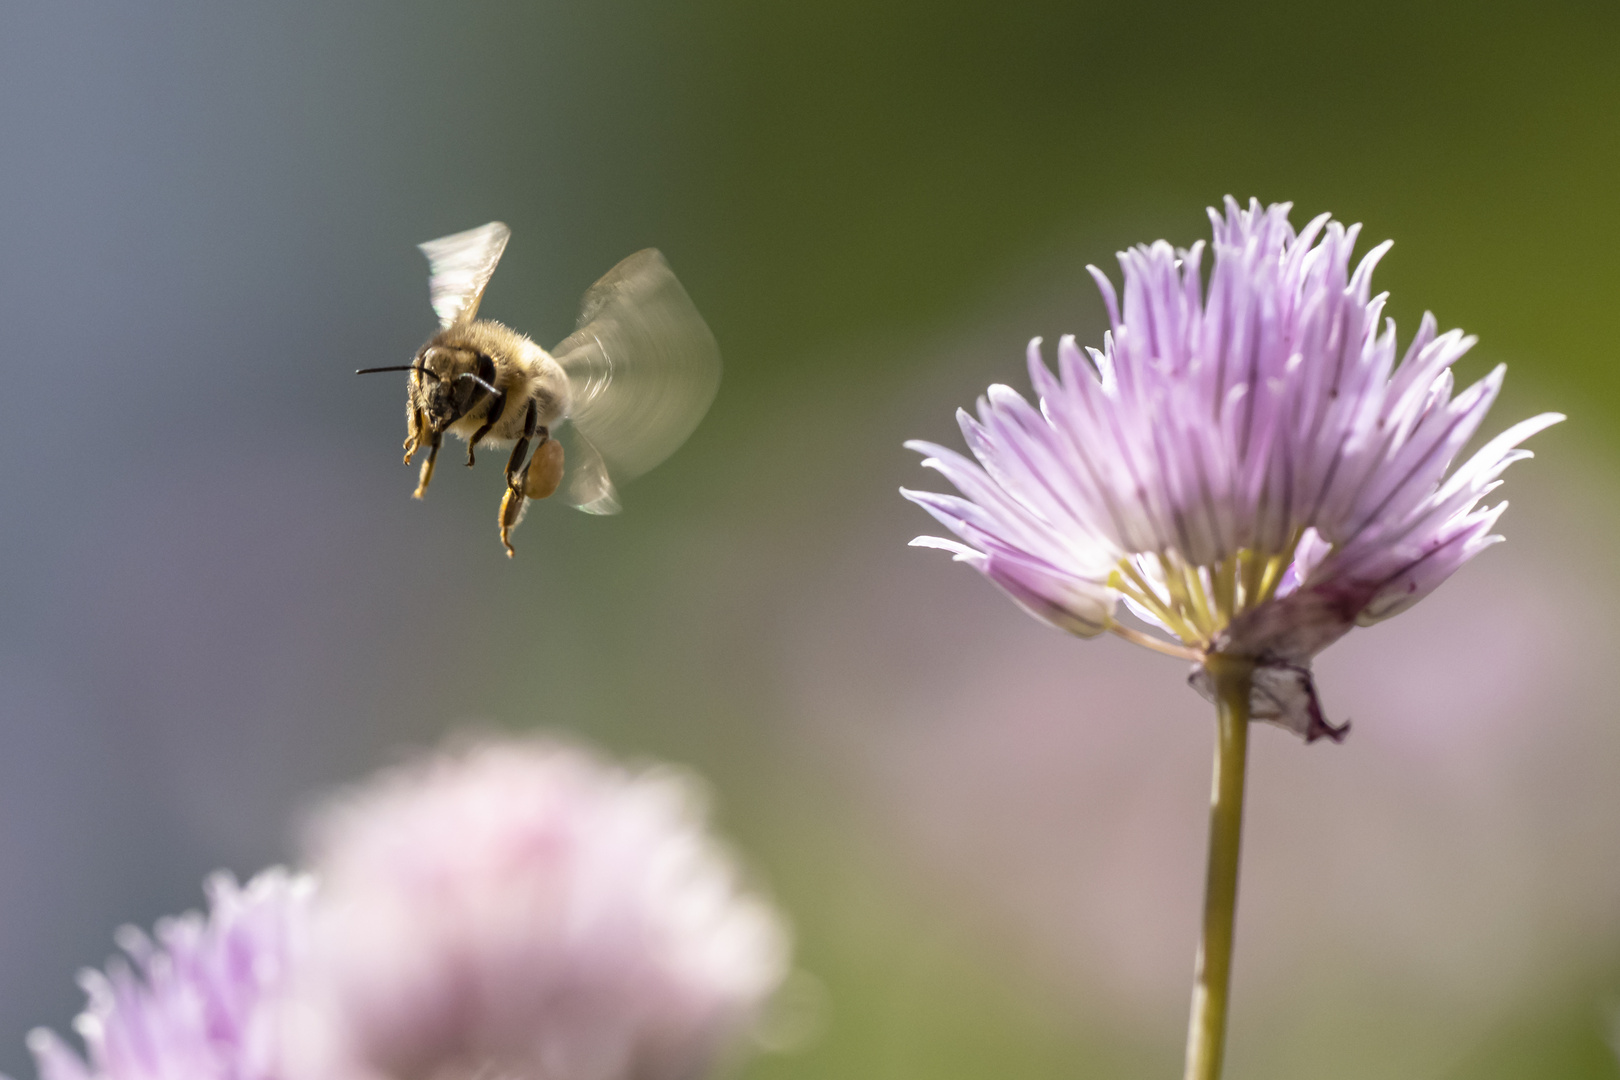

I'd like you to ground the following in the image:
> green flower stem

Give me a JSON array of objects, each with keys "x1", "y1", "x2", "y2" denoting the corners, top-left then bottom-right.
[{"x1": 1183, "y1": 654, "x2": 1254, "y2": 1080}]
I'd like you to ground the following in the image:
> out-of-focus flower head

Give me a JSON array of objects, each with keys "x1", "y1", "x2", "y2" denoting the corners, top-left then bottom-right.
[
  {"x1": 903, "y1": 198, "x2": 1562, "y2": 740},
  {"x1": 300, "y1": 735, "x2": 790, "y2": 1080},
  {"x1": 24, "y1": 869, "x2": 313, "y2": 1080}
]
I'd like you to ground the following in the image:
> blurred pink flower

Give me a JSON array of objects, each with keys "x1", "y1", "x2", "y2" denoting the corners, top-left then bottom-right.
[
  {"x1": 903, "y1": 198, "x2": 1561, "y2": 739},
  {"x1": 300, "y1": 736, "x2": 789, "y2": 1080},
  {"x1": 24, "y1": 869, "x2": 313, "y2": 1080}
]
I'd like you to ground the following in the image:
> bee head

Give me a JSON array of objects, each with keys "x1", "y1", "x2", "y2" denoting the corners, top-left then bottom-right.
[
  {"x1": 413, "y1": 346, "x2": 495, "y2": 433},
  {"x1": 355, "y1": 346, "x2": 500, "y2": 435}
]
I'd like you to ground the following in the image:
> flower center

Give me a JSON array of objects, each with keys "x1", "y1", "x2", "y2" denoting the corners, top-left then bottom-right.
[{"x1": 1107, "y1": 531, "x2": 1307, "y2": 651}]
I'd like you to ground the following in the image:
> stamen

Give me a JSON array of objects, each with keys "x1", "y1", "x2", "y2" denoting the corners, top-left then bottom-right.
[
  {"x1": 1254, "y1": 552, "x2": 1287, "y2": 606},
  {"x1": 1160, "y1": 558, "x2": 1196, "y2": 623},
  {"x1": 1180, "y1": 560, "x2": 1216, "y2": 639},
  {"x1": 1110, "y1": 562, "x2": 1201, "y2": 644},
  {"x1": 1212, "y1": 557, "x2": 1239, "y2": 629},
  {"x1": 1108, "y1": 566, "x2": 1198, "y2": 641},
  {"x1": 1239, "y1": 548, "x2": 1265, "y2": 609},
  {"x1": 1106, "y1": 620, "x2": 1201, "y2": 660}
]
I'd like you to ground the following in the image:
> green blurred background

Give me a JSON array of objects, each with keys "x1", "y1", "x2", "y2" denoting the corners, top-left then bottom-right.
[{"x1": 0, "y1": 2, "x2": 1616, "y2": 1078}]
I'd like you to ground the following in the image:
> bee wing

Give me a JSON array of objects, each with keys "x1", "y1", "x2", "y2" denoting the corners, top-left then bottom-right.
[
  {"x1": 418, "y1": 221, "x2": 511, "y2": 328},
  {"x1": 553, "y1": 249, "x2": 721, "y2": 483},
  {"x1": 558, "y1": 423, "x2": 622, "y2": 516}
]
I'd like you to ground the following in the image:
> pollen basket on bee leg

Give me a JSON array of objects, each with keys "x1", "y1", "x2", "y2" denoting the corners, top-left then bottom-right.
[{"x1": 524, "y1": 440, "x2": 565, "y2": 500}]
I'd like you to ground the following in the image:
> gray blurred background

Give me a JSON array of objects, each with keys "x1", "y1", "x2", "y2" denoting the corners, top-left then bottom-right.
[{"x1": 0, "y1": 2, "x2": 1616, "y2": 1078}]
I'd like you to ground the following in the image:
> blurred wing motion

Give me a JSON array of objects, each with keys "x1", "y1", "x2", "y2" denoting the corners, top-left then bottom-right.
[
  {"x1": 419, "y1": 221, "x2": 511, "y2": 328},
  {"x1": 557, "y1": 423, "x2": 622, "y2": 516},
  {"x1": 553, "y1": 249, "x2": 722, "y2": 486}
]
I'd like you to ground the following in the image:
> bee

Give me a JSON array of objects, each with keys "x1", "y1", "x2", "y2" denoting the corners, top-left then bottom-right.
[{"x1": 358, "y1": 223, "x2": 722, "y2": 556}]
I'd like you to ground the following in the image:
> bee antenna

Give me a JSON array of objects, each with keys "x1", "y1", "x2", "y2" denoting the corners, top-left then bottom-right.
[
  {"x1": 456, "y1": 372, "x2": 500, "y2": 395},
  {"x1": 355, "y1": 365, "x2": 441, "y2": 382}
]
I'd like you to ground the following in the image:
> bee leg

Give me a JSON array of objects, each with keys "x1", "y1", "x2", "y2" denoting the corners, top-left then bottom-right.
[
  {"x1": 498, "y1": 403, "x2": 541, "y2": 557},
  {"x1": 499, "y1": 486, "x2": 525, "y2": 558},
  {"x1": 404, "y1": 408, "x2": 425, "y2": 464},
  {"x1": 503, "y1": 400, "x2": 539, "y2": 488},
  {"x1": 413, "y1": 431, "x2": 442, "y2": 499},
  {"x1": 465, "y1": 390, "x2": 506, "y2": 467},
  {"x1": 499, "y1": 435, "x2": 563, "y2": 558}
]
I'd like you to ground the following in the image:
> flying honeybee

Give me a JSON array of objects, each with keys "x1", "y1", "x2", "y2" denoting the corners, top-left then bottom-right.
[{"x1": 357, "y1": 223, "x2": 722, "y2": 556}]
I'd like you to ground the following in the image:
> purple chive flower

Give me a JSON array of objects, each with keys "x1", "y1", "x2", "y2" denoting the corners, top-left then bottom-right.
[
  {"x1": 300, "y1": 736, "x2": 790, "y2": 1080},
  {"x1": 25, "y1": 870, "x2": 314, "y2": 1080},
  {"x1": 903, "y1": 198, "x2": 1562, "y2": 741}
]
